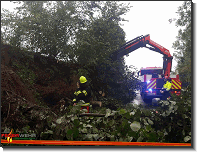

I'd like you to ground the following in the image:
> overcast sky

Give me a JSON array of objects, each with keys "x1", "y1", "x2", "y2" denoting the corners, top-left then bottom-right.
[
  {"x1": 119, "y1": 1, "x2": 185, "y2": 72},
  {"x1": 0, "y1": 1, "x2": 188, "y2": 72}
]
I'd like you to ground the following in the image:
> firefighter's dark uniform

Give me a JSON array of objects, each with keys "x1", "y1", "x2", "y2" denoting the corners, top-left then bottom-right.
[
  {"x1": 161, "y1": 80, "x2": 172, "y2": 100},
  {"x1": 72, "y1": 85, "x2": 91, "y2": 104}
]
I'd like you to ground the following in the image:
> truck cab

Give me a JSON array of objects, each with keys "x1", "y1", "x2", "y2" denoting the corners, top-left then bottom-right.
[
  {"x1": 139, "y1": 67, "x2": 181, "y2": 101},
  {"x1": 110, "y1": 34, "x2": 182, "y2": 102}
]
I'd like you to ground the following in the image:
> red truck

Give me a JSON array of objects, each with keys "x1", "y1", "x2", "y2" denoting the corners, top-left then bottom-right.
[{"x1": 111, "y1": 34, "x2": 182, "y2": 102}]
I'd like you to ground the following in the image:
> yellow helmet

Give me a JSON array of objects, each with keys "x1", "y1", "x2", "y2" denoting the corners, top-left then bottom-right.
[{"x1": 79, "y1": 76, "x2": 87, "y2": 84}]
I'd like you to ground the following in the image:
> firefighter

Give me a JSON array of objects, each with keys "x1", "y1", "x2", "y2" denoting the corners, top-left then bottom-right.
[
  {"x1": 72, "y1": 76, "x2": 92, "y2": 106},
  {"x1": 160, "y1": 76, "x2": 172, "y2": 100}
]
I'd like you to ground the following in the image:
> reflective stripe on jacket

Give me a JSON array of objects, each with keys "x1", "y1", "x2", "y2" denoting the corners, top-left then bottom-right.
[
  {"x1": 163, "y1": 81, "x2": 172, "y2": 91},
  {"x1": 73, "y1": 86, "x2": 91, "y2": 103}
]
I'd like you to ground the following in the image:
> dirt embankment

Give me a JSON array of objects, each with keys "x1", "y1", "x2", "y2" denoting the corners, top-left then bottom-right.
[{"x1": 1, "y1": 44, "x2": 80, "y2": 131}]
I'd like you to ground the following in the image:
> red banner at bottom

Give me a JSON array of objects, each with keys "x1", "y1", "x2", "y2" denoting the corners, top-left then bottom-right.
[{"x1": 1, "y1": 139, "x2": 191, "y2": 146}]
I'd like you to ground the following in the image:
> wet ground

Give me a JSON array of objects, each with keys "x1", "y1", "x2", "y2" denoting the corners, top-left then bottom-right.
[{"x1": 131, "y1": 90, "x2": 160, "y2": 109}]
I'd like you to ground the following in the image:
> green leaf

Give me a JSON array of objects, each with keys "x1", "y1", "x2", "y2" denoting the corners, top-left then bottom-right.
[
  {"x1": 127, "y1": 136, "x2": 133, "y2": 142},
  {"x1": 83, "y1": 124, "x2": 93, "y2": 128},
  {"x1": 22, "y1": 126, "x2": 30, "y2": 133},
  {"x1": 130, "y1": 111, "x2": 135, "y2": 115},
  {"x1": 73, "y1": 128, "x2": 79, "y2": 139},
  {"x1": 184, "y1": 136, "x2": 191, "y2": 142},
  {"x1": 71, "y1": 115, "x2": 78, "y2": 121},
  {"x1": 3, "y1": 127, "x2": 11, "y2": 133},
  {"x1": 108, "y1": 119, "x2": 115, "y2": 127},
  {"x1": 163, "y1": 101, "x2": 169, "y2": 105},
  {"x1": 147, "y1": 132, "x2": 157, "y2": 142},
  {"x1": 123, "y1": 112, "x2": 130, "y2": 119},
  {"x1": 86, "y1": 134, "x2": 93, "y2": 140},
  {"x1": 81, "y1": 128, "x2": 88, "y2": 133},
  {"x1": 130, "y1": 121, "x2": 141, "y2": 132},
  {"x1": 67, "y1": 129, "x2": 73, "y2": 135},
  {"x1": 105, "y1": 108, "x2": 111, "y2": 117},
  {"x1": 174, "y1": 105, "x2": 178, "y2": 111},
  {"x1": 145, "y1": 125, "x2": 152, "y2": 132},
  {"x1": 147, "y1": 118, "x2": 154, "y2": 125},
  {"x1": 137, "y1": 136, "x2": 143, "y2": 142},
  {"x1": 56, "y1": 115, "x2": 66, "y2": 124},
  {"x1": 169, "y1": 126, "x2": 171, "y2": 132},
  {"x1": 142, "y1": 119, "x2": 149, "y2": 126},
  {"x1": 170, "y1": 101, "x2": 176, "y2": 105},
  {"x1": 110, "y1": 135, "x2": 115, "y2": 141},
  {"x1": 119, "y1": 108, "x2": 127, "y2": 115},
  {"x1": 119, "y1": 137, "x2": 123, "y2": 141},
  {"x1": 93, "y1": 127, "x2": 99, "y2": 133},
  {"x1": 74, "y1": 119, "x2": 80, "y2": 126},
  {"x1": 46, "y1": 130, "x2": 53, "y2": 134},
  {"x1": 92, "y1": 134, "x2": 99, "y2": 140}
]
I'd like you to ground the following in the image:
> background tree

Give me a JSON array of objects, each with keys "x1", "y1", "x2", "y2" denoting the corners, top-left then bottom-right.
[
  {"x1": 1, "y1": 1, "x2": 130, "y2": 61},
  {"x1": 1, "y1": 1, "x2": 137, "y2": 103},
  {"x1": 170, "y1": 1, "x2": 191, "y2": 89},
  {"x1": 72, "y1": 1, "x2": 136, "y2": 103},
  {"x1": 75, "y1": 18, "x2": 126, "y2": 65},
  {"x1": 1, "y1": 1, "x2": 83, "y2": 60}
]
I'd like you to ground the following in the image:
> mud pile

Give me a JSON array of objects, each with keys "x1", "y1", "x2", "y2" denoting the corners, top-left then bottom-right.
[{"x1": 1, "y1": 44, "x2": 79, "y2": 132}]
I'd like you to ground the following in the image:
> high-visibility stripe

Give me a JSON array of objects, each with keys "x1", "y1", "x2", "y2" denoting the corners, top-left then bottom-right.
[
  {"x1": 77, "y1": 90, "x2": 82, "y2": 95},
  {"x1": 176, "y1": 80, "x2": 182, "y2": 88},
  {"x1": 147, "y1": 79, "x2": 156, "y2": 89},
  {"x1": 172, "y1": 79, "x2": 181, "y2": 89},
  {"x1": 171, "y1": 80, "x2": 174, "y2": 89},
  {"x1": 148, "y1": 83, "x2": 156, "y2": 89},
  {"x1": 174, "y1": 79, "x2": 181, "y2": 85},
  {"x1": 147, "y1": 80, "x2": 154, "y2": 88},
  {"x1": 147, "y1": 81, "x2": 156, "y2": 89},
  {"x1": 82, "y1": 90, "x2": 87, "y2": 96},
  {"x1": 149, "y1": 83, "x2": 156, "y2": 89},
  {"x1": 173, "y1": 80, "x2": 180, "y2": 89},
  {"x1": 172, "y1": 81, "x2": 178, "y2": 89},
  {"x1": 172, "y1": 84, "x2": 178, "y2": 89},
  {"x1": 153, "y1": 83, "x2": 156, "y2": 89},
  {"x1": 176, "y1": 80, "x2": 181, "y2": 85},
  {"x1": 173, "y1": 80, "x2": 181, "y2": 87},
  {"x1": 175, "y1": 81, "x2": 181, "y2": 89},
  {"x1": 74, "y1": 90, "x2": 83, "y2": 96}
]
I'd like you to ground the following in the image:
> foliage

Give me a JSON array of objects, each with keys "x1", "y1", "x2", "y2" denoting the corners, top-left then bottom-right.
[
  {"x1": 74, "y1": 18, "x2": 126, "y2": 65},
  {"x1": 59, "y1": 92, "x2": 190, "y2": 143},
  {"x1": 1, "y1": 1, "x2": 136, "y2": 105},
  {"x1": 3, "y1": 89, "x2": 191, "y2": 144},
  {"x1": 71, "y1": 2, "x2": 134, "y2": 104},
  {"x1": 12, "y1": 61, "x2": 37, "y2": 86},
  {"x1": 1, "y1": 1, "x2": 81, "y2": 59},
  {"x1": 1, "y1": 1, "x2": 131, "y2": 61},
  {"x1": 170, "y1": 1, "x2": 191, "y2": 87},
  {"x1": 1, "y1": 1, "x2": 137, "y2": 104},
  {"x1": 98, "y1": 97, "x2": 123, "y2": 110},
  {"x1": 155, "y1": 91, "x2": 191, "y2": 143},
  {"x1": 2, "y1": 57, "x2": 191, "y2": 145},
  {"x1": 1, "y1": 1, "x2": 191, "y2": 146}
]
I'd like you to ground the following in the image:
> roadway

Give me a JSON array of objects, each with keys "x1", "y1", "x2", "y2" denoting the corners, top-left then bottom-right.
[{"x1": 131, "y1": 90, "x2": 160, "y2": 108}]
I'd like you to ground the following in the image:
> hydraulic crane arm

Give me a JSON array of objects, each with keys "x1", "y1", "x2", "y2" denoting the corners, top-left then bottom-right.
[{"x1": 111, "y1": 34, "x2": 173, "y2": 77}]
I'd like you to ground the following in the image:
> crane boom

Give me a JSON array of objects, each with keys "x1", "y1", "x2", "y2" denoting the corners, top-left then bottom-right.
[{"x1": 111, "y1": 34, "x2": 173, "y2": 77}]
